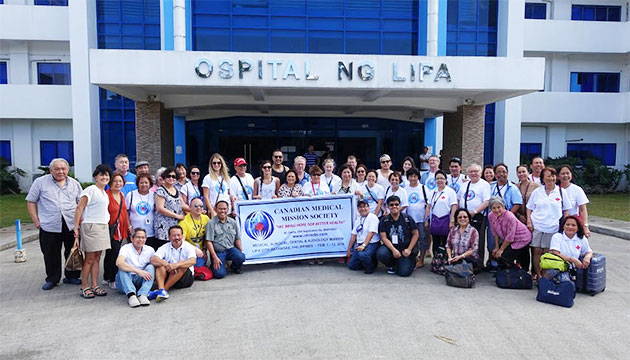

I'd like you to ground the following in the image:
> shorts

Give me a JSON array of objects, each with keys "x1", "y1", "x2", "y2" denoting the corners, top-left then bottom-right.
[
  {"x1": 416, "y1": 221, "x2": 428, "y2": 251},
  {"x1": 171, "y1": 268, "x2": 194, "y2": 289},
  {"x1": 530, "y1": 230, "x2": 554, "y2": 249}
]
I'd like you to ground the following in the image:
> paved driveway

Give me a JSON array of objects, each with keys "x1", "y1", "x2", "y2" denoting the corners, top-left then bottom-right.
[{"x1": 1, "y1": 233, "x2": 628, "y2": 359}]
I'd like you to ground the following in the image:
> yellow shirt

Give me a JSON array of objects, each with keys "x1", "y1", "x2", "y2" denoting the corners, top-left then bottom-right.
[{"x1": 179, "y1": 213, "x2": 210, "y2": 250}]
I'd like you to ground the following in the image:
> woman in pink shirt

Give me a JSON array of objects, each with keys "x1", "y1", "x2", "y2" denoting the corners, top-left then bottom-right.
[{"x1": 488, "y1": 196, "x2": 532, "y2": 269}]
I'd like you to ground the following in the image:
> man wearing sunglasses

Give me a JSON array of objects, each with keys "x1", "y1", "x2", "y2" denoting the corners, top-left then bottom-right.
[
  {"x1": 376, "y1": 196, "x2": 419, "y2": 277},
  {"x1": 347, "y1": 200, "x2": 381, "y2": 274},
  {"x1": 179, "y1": 197, "x2": 212, "y2": 279}
]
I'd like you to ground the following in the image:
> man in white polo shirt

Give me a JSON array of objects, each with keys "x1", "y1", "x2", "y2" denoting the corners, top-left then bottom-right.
[
  {"x1": 420, "y1": 155, "x2": 440, "y2": 191},
  {"x1": 149, "y1": 225, "x2": 197, "y2": 302},
  {"x1": 115, "y1": 228, "x2": 155, "y2": 307},
  {"x1": 459, "y1": 164, "x2": 491, "y2": 264}
]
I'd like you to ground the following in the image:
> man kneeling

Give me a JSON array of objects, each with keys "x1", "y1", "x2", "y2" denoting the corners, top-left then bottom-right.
[
  {"x1": 376, "y1": 196, "x2": 419, "y2": 277},
  {"x1": 206, "y1": 201, "x2": 246, "y2": 279},
  {"x1": 149, "y1": 225, "x2": 196, "y2": 302},
  {"x1": 347, "y1": 200, "x2": 380, "y2": 274},
  {"x1": 115, "y1": 228, "x2": 155, "y2": 307}
]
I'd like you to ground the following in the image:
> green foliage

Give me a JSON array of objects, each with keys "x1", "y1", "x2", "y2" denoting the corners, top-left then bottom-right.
[
  {"x1": 81, "y1": 182, "x2": 95, "y2": 189},
  {"x1": 544, "y1": 156, "x2": 629, "y2": 194},
  {"x1": 0, "y1": 157, "x2": 26, "y2": 195}
]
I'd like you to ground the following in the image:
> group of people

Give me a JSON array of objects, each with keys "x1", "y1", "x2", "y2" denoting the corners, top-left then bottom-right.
[{"x1": 25, "y1": 149, "x2": 594, "y2": 307}]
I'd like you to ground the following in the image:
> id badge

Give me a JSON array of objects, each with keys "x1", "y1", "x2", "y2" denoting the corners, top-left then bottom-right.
[{"x1": 392, "y1": 234, "x2": 399, "y2": 245}]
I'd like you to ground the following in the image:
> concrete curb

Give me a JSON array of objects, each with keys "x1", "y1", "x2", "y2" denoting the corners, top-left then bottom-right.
[
  {"x1": 0, "y1": 233, "x2": 39, "y2": 252},
  {"x1": 589, "y1": 224, "x2": 630, "y2": 241}
]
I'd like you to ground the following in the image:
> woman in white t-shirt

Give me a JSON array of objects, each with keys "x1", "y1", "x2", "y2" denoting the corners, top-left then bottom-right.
[
  {"x1": 526, "y1": 166, "x2": 571, "y2": 278},
  {"x1": 381, "y1": 171, "x2": 408, "y2": 215},
  {"x1": 254, "y1": 160, "x2": 280, "y2": 200},
  {"x1": 354, "y1": 164, "x2": 368, "y2": 188},
  {"x1": 558, "y1": 164, "x2": 591, "y2": 237},
  {"x1": 181, "y1": 165, "x2": 204, "y2": 208},
  {"x1": 550, "y1": 215, "x2": 593, "y2": 269},
  {"x1": 126, "y1": 173, "x2": 156, "y2": 242},
  {"x1": 322, "y1": 158, "x2": 342, "y2": 194},
  {"x1": 426, "y1": 170, "x2": 458, "y2": 256},
  {"x1": 360, "y1": 170, "x2": 385, "y2": 216},
  {"x1": 201, "y1": 153, "x2": 231, "y2": 217},
  {"x1": 376, "y1": 154, "x2": 393, "y2": 189},
  {"x1": 303, "y1": 165, "x2": 331, "y2": 197},
  {"x1": 73, "y1": 164, "x2": 112, "y2": 299}
]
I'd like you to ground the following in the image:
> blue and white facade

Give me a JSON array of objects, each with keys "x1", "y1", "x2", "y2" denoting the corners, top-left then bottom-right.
[{"x1": 0, "y1": 0, "x2": 627, "y2": 187}]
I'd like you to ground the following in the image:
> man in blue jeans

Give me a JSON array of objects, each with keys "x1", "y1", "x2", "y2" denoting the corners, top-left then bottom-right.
[
  {"x1": 347, "y1": 200, "x2": 381, "y2": 274},
  {"x1": 206, "y1": 200, "x2": 246, "y2": 278},
  {"x1": 115, "y1": 228, "x2": 155, "y2": 307},
  {"x1": 376, "y1": 196, "x2": 419, "y2": 277}
]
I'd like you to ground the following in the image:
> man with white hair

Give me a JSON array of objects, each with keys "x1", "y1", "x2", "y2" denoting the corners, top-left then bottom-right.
[
  {"x1": 459, "y1": 163, "x2": 491, "y2": 264},
  {"x1": 26, "y1": 158, "x2": 83, "y2": 290},
  {"x1": 420, "y1": 155, "x2": 441, "y2": 191},
  {"x1": 293, "y1": 156, "x2": 311, "y2": 186}
]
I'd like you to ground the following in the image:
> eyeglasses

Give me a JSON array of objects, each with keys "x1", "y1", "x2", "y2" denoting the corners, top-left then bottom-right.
[
  {"x1": 457, "y1": 215, "x2": 469, "y2": 219},
  {"x1": 237, "y1": 164, "x2": 247, "y2": 167},
  {"x1": 312, "y1": 173, "x2": 321, "y2": 177},
  {"x1": 389, "y1": 203, "x2": 400, "y2": 207},
  {"x1": 381, "y1": 160, "x2": 391, "y2": 163},
  {"x1": 262, "y1": 166, "x2": 272, "y2": 169},
  {"x1": 273, "y1": 155, "x2": 283, "y2": 159},
  {"x1": 193, "y1": 204, "x2": 204, "y2": 208},
  {"x1": 356, "y1": 170, "x2": 365, "y2": 173},
  {"x1": 211, "y1": 161, "x2": 221, "y2": 165},
  {"x1": 191, "y1": 171, "x2": 200, "y2": 175},
  {"x1": 166, "y1": 174, "x2": 177, "y2": 179}
]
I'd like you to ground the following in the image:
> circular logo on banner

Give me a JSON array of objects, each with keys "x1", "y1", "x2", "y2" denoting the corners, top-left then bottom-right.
[
  {"x1": 466, "y1": 191, "x2": 476, "y2": 201},
  {"x1": 426, "y1": 178, "x2": 437, "y2": 190},
  {"x1": 135, "y1": 201, "x2": 151, "y2": 216},
  {"x1": 408, "y1": 192, "x2": 420, "y2": 204},
  {"x1": 244, "y1": 211, "x2": 275, "y2": 241}
]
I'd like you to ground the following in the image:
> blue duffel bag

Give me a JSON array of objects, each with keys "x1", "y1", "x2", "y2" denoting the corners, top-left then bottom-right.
[
  {"x1": 496, "y1": 266, "x2": 532, "y2": 289},
  {"x1": 536, "y1": 272, "x2": 576, "y2": 308}
]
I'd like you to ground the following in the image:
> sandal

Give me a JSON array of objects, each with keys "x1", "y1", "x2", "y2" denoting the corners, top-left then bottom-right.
[
  {"x1": 81, "y1": 287, "x2": 95, "y2": 299},
  {"x1": 92, "y1": 286, "x2": 108, "y2": 296}
]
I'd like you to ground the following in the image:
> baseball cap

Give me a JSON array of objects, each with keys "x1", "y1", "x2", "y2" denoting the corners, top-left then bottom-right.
[
  {"x1": 234, "y1": 158, "x2": 247, "y2": 166},
  {"x1": 135, "y1": 160, "x2": 149, "y2": 168}
]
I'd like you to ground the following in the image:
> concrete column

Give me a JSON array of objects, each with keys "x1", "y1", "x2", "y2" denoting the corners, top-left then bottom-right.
[
  {"x1": 12, "y1": 120, "x2": 34, "y2": 189},
  {"x1": 173, "y1": 0, "x2": 186, "y2": 51},
  {"x1": 550, "y1": 54, "x2": 569, "y2": 92},
  {"x1": 135, "y1": 101, "x2": 174, "y2": 169},
  {"x1": 494, "y1": 98, "x2": 522, "y2": 182},
  {"x1": 69, "y1": 0, "x2": 101, "y2": 182},
  {"x1": 9, "y1": 42, "x2": 28, "y2": 84},
  {"x1": 547, "y1": 124, "x2": 567, "y2": 158},
  {"x1": 426, "y1": 0, "x2": 439, "y2": 57},
  {"x1": 442, "y1": 105, "x2": 485, "y2": 169},
  {"x1": 497, "y1": 0, "x2": 524, "y2": 58},
  {"x1": 550, "y1": 0, "x2": 572, "y2": 20}
]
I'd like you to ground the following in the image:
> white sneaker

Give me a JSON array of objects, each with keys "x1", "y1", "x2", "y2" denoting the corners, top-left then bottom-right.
[
  {"x1": 137, "y1": 295, "x2": 150, "y2": 306},
  {"x1": 128, "y1": 295, "x2": 140, "y2": 308}
]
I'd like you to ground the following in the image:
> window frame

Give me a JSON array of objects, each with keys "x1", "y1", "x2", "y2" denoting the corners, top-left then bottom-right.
[
  {"x1": 37, "y1": 62, "x2": 71, "y2": 85},
  {"x1": 0, "y1": 140, "x2": 11, "y2": 165},
  {"x1": 567, "y1": 143, "x2": 616, "y2": 166},
  {"x1": 39, "y1": 140, "x2": 74, "y2": 166}
]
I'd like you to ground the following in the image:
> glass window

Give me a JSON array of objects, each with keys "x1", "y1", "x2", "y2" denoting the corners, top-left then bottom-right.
[
  {"x1": 192, "y1": 0, "x2": 418, "y2": 55},
  {"x1": 34, "y1": 0, "x2": 68, "y2": 5},
  {"x1": 0, "y1": 62, "x2": 7, "y2": 84},
  {"x1": 0, "y1": 141, "x2": 11, "y2": 165},
  {"x1": 483, "y1": 103, "x2": 495, "y2": 166},
  {"x1": 446, "y1": 0, "x2": 498, "y2": 57},
  {"x1": 520, "y1": 143, "x2": 542, "y2": 163},
  {"x1": 40, "y1": 141, "x2": 74, "y2": 166},
  {"x1": 567, "y1": 143, "x2": 616, "y2": 166},
  {"x1": 96, "y1": 0, "x2": 161, "y2": 50},
  {"x1": 525, "y1": 3, "x2": 546, "y2": 19},
  {"x1": 37, "y1": 63, "x2": 71, "y2": 85},
  {"x1": 570, "y1": 72, "x2": 620, "y2": 93},
  {"x1": 571, "y1": 5, "x2": 622, "y2": 21}
]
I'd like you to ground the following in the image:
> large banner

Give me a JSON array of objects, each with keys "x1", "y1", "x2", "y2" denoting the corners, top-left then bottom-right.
[{"x1": 235, "y1": 195, "x2": 355, "y2": 264}]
